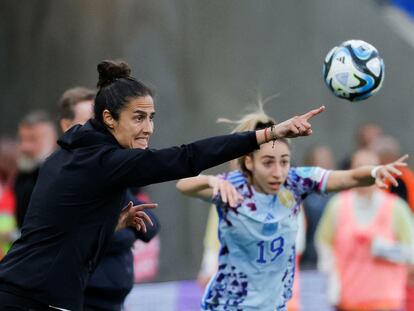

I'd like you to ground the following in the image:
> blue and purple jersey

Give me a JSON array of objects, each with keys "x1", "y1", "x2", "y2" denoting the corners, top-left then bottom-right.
[{"x1": 201, "y1": 167, "x2": 330, "y2": 311}]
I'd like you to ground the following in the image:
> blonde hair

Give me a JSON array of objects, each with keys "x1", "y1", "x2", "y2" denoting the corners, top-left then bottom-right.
[
  {"x1": 217, "y1": 96, "x2": 290, "y2": 174},
  {"x1": 217, "y1": 95, "x2": 276, "y2": 132}
]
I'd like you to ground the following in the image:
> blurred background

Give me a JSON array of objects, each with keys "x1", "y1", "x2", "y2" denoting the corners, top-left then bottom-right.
[{"x1": 1, "y1": 1, "x2": 413, "y2": 310}]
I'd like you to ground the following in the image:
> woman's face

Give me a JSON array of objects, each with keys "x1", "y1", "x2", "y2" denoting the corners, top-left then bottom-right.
[
  {"x1": 109, "y1": 95, "x2": 155, "y2": 149},
  {"x1": 244, "y1": 140, "x2": 290, "y2": 195}
]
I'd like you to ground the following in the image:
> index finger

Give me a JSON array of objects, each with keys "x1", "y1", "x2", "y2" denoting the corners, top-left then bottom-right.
[
  {"x1": 133, "y1": 203, "x2": 158, "y2": 211},
  {"x1": 395, "y1": 154, "x2": 409, "y2": 164},
  {"x1": 136, "y1": 211, "x2": 154, "y2": 227},
  {"x1": 300, "y1": 106, "x2": 326, "y2": 121}
]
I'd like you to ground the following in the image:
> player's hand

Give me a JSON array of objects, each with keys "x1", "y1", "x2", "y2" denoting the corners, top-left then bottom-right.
[
  {"x1": 373, "y1": 154, "x2": 408, "y2": 189},
  {"x1": 272, "y1": 106, "x2": 325, "y2": 138},
  {"x1": 208, "y1": 176, "x2": 243, "y2": 207},
  {"x1": 116, "y1": 201, "x2": 158, "y2": 232}
]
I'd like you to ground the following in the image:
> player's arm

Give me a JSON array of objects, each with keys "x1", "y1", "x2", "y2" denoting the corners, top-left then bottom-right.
[
  {"x1": 176, "y1": 175, "x2": 242, "y2": 207},
  {"x1": 106, "y1": 106, "x2": 326, "y2": 188},
  {"x1": 325, "y1": 155, "x2": 408, "y2": 192},
  {"x1": 176, "y1": 175, "x2": 214, "y2": 199}
]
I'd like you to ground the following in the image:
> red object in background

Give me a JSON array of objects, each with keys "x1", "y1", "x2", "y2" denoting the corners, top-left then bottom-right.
[
  {"x1": 132, "y1": 190, "x2": 160, "y2": 283},
  {"x1": 396, "y1": 167, "x2": 414, "y2": 214},
  {"x1": 0, "y1": 186, "x2": 16, "y2": 260},
  {"x1": 0, "y1": 187, "x2": 15, "y2": 215},
  {"x1": 385, "y1": 167, "x2": 414, "y2": 310},
  {"x1": 132, "y1": 236, "x2": 160, "y2": 283},
  {"x1": 136, "y1": 192, "x2": 151, "y2": 205},
  {"x1": 407, "y1": 279, "x2": 414, "y2": 311}
]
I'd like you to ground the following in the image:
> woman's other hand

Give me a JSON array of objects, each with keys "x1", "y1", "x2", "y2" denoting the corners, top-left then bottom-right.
[
  {"x1": 117, "y1": 202, "x2": 158, "y2": 232},
  {"x1": 208, "y1": 176, "x2": 243, "y2": 207}
]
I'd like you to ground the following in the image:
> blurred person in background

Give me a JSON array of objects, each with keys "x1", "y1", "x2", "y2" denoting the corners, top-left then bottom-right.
[
  {"x1": 176, "y1": 105, "x2": 406, "y2": 311},
  {"x1": 300, "y1": 145, "x2": 336, "y2": 269},
  {"x1": 339, "y1": 123, "x2": 383, "y2": 169},
  {"x1": 14, "y1": 111, "x2": 57, "y2": 228},
  {"x1": 0, "y1": 139, "x2": 18, "y2": 259},
  {"x1": 58, "y1": 86, "x2": 95, "y2": 133},
  {"x1": 58, "y1": 86, "x2": 160, "y2": 311},
  {"x1": 316, "y1": 149, "x2": 413, "y2": 311},
  {"x1": 370, "y1": 134, "x2": 414, "y2": 311}
]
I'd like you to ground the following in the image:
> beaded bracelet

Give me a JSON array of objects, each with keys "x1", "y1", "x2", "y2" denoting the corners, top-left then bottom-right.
[{"x1": 270, "y1": 125, "x2": 277, "y2": 148}]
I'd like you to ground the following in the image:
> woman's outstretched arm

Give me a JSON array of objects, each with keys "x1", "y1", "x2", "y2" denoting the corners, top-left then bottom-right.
[{"x1": 325, "y1": 154, "x2": 408, "y2": 192}]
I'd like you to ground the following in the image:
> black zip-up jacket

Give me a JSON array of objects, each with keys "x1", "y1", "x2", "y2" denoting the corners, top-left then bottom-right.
[
  {"x1": 0, "y1": 119, "x2": 258, "y2": 310},
  {"x1": 84, "y1": 192, "x2": 159, "y2": 311}
]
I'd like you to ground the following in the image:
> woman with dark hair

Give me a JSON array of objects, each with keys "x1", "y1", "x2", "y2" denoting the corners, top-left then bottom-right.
[{"x1": 0, "y1": 60, "x2": 324, "y2": 310}]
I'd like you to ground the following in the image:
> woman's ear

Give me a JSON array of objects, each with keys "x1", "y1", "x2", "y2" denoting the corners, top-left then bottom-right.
[
  {"x1": 244, "y1": 155, "x2": 254, "y2": 173},
  {"x1": 102, "y1": 109, "x2": 115, "y2": 129}
]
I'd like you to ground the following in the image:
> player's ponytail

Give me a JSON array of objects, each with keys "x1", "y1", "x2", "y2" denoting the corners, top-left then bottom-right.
[{"x1": 217, "y1": 97, "x2": 290, "y2": 174}]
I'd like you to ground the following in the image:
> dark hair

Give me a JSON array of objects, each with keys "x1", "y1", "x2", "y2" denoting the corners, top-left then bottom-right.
[
  {"x1": 20, "y1": 110, "x2": 53, "y2": 127},
  {"x1": 19, "y1": 110, "x2": 57, "y2": 135},
  {"x1": 94, "y1": 60, "x2": 153, "y2": 125},
  {"x1": 254, "y1": 121, "x2": 275, "y2": 131},
  {"x1": 58, "y1": 87, "x2": 96, "y2": 121}
]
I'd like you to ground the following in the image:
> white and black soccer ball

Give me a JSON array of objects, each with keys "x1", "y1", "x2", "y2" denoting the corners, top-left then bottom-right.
[{"x1": 323, "y1": 40, "x2": 384, "y2": 101}]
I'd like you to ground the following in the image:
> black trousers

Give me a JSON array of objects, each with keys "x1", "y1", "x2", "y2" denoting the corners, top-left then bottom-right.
[{"x1": 0, "y1": 290, "x2": 56, "y2": 311}]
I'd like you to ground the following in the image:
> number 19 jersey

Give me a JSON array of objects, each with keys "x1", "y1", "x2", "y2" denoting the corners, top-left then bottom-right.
[{"x1": 201, "y1": 167, "x2": 330, "y2": 311}]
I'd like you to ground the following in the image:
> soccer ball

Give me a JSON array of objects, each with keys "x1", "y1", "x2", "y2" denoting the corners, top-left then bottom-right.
[{"x1": 323, "y1": 40, "x2": 384, "y2": 101}]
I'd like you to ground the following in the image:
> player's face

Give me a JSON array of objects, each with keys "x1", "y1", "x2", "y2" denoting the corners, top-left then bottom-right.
[
  {"x1": 110, "y1": 95, "x2": 155, "y2": 149},
  {"x1": 245, "y1": 140, "x2": 290, "y2": 195}
]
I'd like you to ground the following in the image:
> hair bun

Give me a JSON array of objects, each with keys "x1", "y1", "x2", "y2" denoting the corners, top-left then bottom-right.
[{"x1": 97, "y1": 60, "x2": 131, "y2": 88}]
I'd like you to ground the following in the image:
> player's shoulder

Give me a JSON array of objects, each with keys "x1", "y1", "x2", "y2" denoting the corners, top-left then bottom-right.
[
  {"x1": 289, "y1": 166, "x2": 327, "y2": 180},
  {"x1": 222, "y1": 170, "x2": 248, "y2": 187}
]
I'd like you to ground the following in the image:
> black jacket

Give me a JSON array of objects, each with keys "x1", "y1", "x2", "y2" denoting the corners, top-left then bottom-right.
[
  {"x1": 84, "y1": 215, "x2": 159, "y2": 311},
  {"x1": 13, "y1": 167, "x2": 40, "y2": 228},
  {"x1": 84, "y1": 192, "x2": 159, "y2": 311},
  {"x1": 12, "y1": 145, "x2": 159, "y2": 311},
  {"x1": 0, "y1": 119, "x2": 258, "y2": 310}
]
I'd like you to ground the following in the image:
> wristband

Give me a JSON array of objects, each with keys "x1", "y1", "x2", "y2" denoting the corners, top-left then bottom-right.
[
  {"x1": 270, "y1": 125, "x2": 278, "y2": 140},
  {"x1": 370, "y1": 166, "x2": 380, "y2": 179}
]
